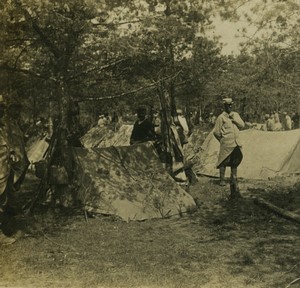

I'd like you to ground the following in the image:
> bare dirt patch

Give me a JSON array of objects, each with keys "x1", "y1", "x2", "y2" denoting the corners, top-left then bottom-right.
[{"x1": 0, "y1": 174, "x2": 299, "y2": 288}]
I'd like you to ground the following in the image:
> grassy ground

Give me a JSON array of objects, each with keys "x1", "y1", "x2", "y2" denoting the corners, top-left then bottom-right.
[{"x1": 0, "y1": 173, "x2": 299, "y2": 288}]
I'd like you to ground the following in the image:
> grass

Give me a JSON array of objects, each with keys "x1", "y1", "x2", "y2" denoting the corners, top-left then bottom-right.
[{"x1": 0, "y1": 175, "x2": 299, "y2": 288}]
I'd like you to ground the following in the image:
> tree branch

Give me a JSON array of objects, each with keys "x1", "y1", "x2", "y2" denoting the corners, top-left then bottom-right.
[
  {"x1": 13, "y1": 41, "x2": 38, "y2": 68},
  {"x1": 14, "y1": 0, "x2": 60, "y2": 58},
  {"x1": 68, "y1": 58, "x2": 129, "y2": 81},
  {"x1": 0, "y1": 63, "x2": 56, "y2": 82},
  {"x1": 78, "y1": 71, "x2": 182, "y2": 102},
  {"x1": 92, "y1": 19, "x2": 143, "y2": 27},
  {"x1": 79, "y1": 83, "x2": 156, "y2": 102}
]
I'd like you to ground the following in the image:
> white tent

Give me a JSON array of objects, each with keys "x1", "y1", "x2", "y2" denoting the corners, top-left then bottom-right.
[{"x1": 190, "y1": 129, "x2": 300, "y2": 180}]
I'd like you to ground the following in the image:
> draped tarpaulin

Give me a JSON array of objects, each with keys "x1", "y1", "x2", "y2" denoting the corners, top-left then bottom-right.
[
  {"x1": 72, "y1": 142, "x2": 196, "y2": 221},
  {"x1": 27, "y1": 136, "x2": 49, "y2": 165},
  {"x1": 81, "y1": 123, "x2": 187, "y2": 181}
]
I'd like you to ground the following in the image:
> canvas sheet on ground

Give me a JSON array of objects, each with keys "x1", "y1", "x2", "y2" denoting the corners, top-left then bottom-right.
[
  {"x1": 81, "y1": 124, "x2": 133, "y2": 148},
  {"x1": 191, "y1": 129, "x2": 300, "y2": 180},
  {"x1": 72, "y1": 142, "x2": 196, "y2": 221},
  {"x1": 27, "y1": 136, "x2": 49, "y2": 164}
]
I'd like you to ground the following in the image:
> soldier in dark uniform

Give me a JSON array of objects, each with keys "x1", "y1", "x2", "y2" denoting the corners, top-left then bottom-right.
[
  {"x1": 0, "y1": 97, "x2": 22, "y2": 244},
  {"x1": 130, "y1": 106, "x2": 157, "y2": 145}
]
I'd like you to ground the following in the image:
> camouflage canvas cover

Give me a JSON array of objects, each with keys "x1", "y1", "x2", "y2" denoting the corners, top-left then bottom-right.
[
  {"x1": 72, "y1": 142, "x2": 196, "y2": 221},
  {"x1": 27, "y1": 136, "x2": 49, "y2": 164}
]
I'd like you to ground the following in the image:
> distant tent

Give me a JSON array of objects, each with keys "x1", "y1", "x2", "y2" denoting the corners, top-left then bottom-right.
[
  {"x1": 189, "y1": 129, "x2": 300, "y2": 180},
  {"x1": 72, "y1": 142, "x2": 196, "y2": 221}
]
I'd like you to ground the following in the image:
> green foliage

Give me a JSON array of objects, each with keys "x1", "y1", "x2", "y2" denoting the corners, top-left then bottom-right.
[{"x1": 0, "y1": 0, "x2": 299, "y2": 130}]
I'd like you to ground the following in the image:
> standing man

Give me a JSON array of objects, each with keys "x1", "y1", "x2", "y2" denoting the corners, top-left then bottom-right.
[
  {"x1": 175, "y1": 109, "x2": 189, "y2": 145},
  {"x1": 292, "y1": 112, "x2": 299, "y2": 129},
  {"x1": 213, "y1": 98, "x2": 245, "y2": 199},
  {"x1": 265, "y1": 114, "x2": 275, "y2": 131},
  {"x1": 7, "y1": 103, "x2": 30, "y2": 191},
  {"x1": 282, "y1": 112, "x2": 292, "y2": 131},
  {"x1": 0, "y1": 98, "x2": 10, "y2": 216},
  {"x1": 0, "y1": 97, "x2": 21, "y2": 244},
  {"x1": 130, "y1": 106, "x2": 157, "y2": 145},
  {"x1": 208, "y1": 112, "x2": 216, "y2": 128}
]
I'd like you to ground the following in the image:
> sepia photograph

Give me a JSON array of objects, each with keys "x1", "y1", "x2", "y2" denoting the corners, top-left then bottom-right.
[{"x1": 0, "y1": 0, "x2": 299, "y2": 287}]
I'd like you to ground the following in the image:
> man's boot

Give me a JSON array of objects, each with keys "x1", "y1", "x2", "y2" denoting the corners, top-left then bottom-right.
[
  {"x1": 230, "y1": 168, "x2": 242, "y2": 199},
  {"x1": 219, "y1": 167, "x2": 226, "y2": 186},
  {"x1": 0, "y1": 228, "x2": 18, "y2": 245}
]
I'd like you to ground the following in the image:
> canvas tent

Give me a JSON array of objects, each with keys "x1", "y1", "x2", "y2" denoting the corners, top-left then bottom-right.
[
  {"x1": 190, "y1": 129, "x2": 300, "y2": 180},
  {"x1": 81, "y1": 123, "x2": 189, "y2": 181},
  {"x1": 26, "y1": 124, "x2": 195, "y2": 220},
  {"x1": 72, "y1": 142, "x2": 196, "y2": 221}
]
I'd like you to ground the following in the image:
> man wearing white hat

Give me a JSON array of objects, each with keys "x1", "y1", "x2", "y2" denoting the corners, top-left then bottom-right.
[
  {"x1": 0, "y1": 95, "x2": 11, "y2": 203},
  {"x1": 213, "y1": 98, "x2": 245, "y2": 199}
]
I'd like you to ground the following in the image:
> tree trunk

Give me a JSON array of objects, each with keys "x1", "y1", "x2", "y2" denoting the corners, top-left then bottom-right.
[
  {"x1": 254, "y1": 197, "x2": 300, "y2": 224},
  {"x1": 158, "y1": 84, "x2": 173, "y2": 174},
  {"x1": 185, "y1": 96, "x2": 192, "y2": 134}
]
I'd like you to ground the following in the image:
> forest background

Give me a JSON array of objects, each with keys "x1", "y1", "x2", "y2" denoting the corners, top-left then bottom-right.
[
  {"x1": 0, "y1": 0, "x2": 299, "y2": 133},
  {"x1": 1, "y1": 3, "x2": 300, "y2": 287}
]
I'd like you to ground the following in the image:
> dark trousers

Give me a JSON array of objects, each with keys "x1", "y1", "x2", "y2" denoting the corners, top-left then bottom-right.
[{"x1": 218, "y1": 146, "x2": 243, "y2": 168}]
